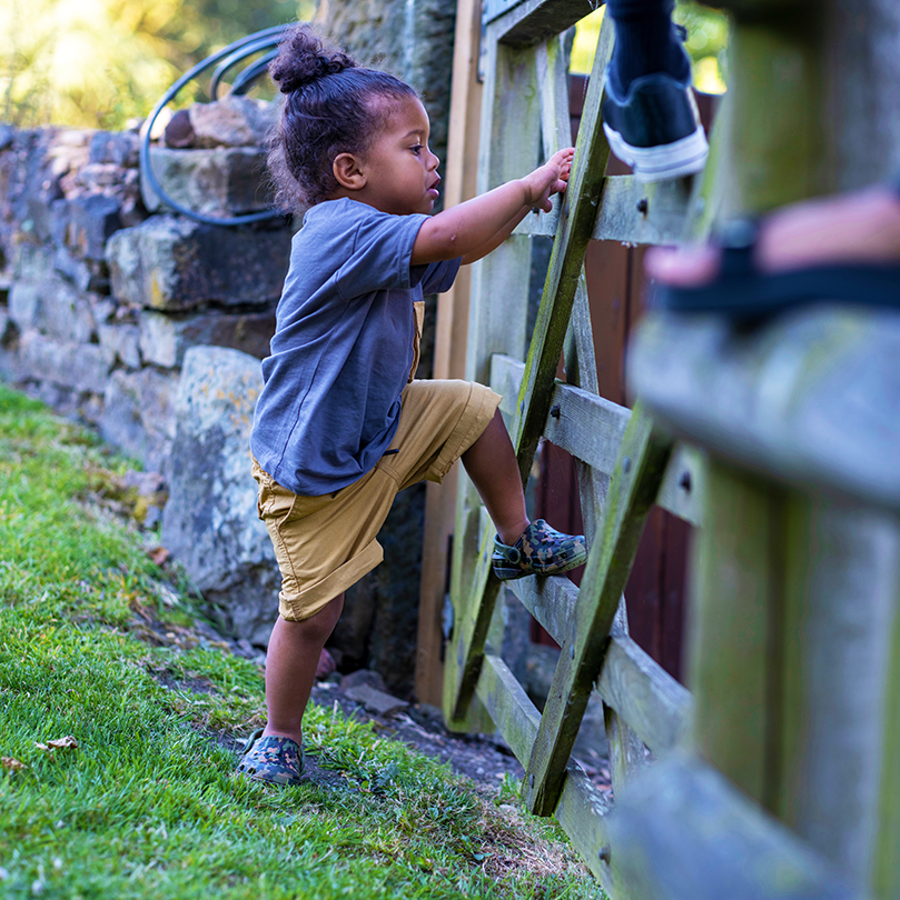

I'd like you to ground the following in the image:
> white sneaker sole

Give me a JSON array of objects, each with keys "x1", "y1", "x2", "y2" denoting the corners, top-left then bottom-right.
[{"x1": 603, "y1": 122, "x2": 709, "y2": 182}]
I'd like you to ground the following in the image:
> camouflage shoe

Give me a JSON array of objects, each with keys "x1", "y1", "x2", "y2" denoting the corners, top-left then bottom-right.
[
  {"x1": 236, "y1": 728, "x2": 303, "y2": 786},
  {"x1": 492, "y1": 519, "x2": 587, "y2": 581}
]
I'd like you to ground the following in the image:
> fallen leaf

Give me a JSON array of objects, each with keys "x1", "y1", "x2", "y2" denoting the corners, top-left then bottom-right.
[
  {"x1": 47, "y1": 736, "x2": 78, "y2": 750},
  {"x1": 1, "y1": 757, "x2": 27, "y2": 772},
  {"x1": 34, "y1": 743, "x2": 51, "y2": 752},
  {"x1": 147, "y1": 546, "x2": 170, "y2": 566}
]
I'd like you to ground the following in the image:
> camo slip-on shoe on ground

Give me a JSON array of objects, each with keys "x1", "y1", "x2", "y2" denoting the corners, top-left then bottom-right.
[
  {"x1": 236, "y1": 728, "x2": 303, "y2": 786},
  {"x1": 492, "y1": 519, "x2": 587, "y2": 581}
]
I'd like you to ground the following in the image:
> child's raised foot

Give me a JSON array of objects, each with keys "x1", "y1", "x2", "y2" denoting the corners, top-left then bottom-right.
[
  {"x1": 492, "y1": 519, "x2": 587, "y2": 581},
  {"x1": 236, "y1": 727, "x2": 304, "y2": 786}
]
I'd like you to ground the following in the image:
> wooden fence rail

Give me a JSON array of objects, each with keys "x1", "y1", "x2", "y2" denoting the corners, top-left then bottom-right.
[{"x1": 441, "y1": 0, "x2": 900, "y2": 896}]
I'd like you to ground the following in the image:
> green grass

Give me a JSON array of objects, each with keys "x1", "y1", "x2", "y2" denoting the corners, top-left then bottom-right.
[{"x1": 0, "y1": 384, "x2": 599, "y2": 900}]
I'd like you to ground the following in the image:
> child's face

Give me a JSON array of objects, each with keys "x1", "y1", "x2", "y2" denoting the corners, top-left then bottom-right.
[{"x1": 355, "y1": 96, "x2": 441, "y2": 216}]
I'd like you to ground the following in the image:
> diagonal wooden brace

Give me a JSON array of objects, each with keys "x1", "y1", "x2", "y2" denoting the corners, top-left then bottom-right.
[
  {"x1": 524, "y1": 405, "x2": 674, "y2": 816},
  {"x1": 446, "y1": 19, "x2": 615, "y2": 725}
]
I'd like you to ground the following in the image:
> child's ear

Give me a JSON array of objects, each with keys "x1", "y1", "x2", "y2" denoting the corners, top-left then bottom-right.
[{"x1": 333, "y1": 153, "x2": 367, "y2": 191}]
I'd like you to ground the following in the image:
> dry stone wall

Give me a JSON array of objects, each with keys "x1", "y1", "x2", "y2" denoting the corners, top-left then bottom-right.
[
  {"x1": 0, "y1": 108, "x2": 293, "y2": 647},
  {"x1": 0, "y1": 114, "x2": 290, "y2": 472},
  {"x1": 0, "y1": 0, "x2": 458, "y2": 696}
]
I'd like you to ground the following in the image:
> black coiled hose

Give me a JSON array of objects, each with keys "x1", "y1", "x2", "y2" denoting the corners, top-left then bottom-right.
[{"x1": 139, "y1": 24, "x2": 293, "y2": 227}]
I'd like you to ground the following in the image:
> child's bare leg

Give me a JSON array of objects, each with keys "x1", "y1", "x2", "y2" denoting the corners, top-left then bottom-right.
[
  {"x1": 462, "y1": 409, "x2": 530, "y2": 546},
  {"x1": 262, "y1": 593, "x2": 344, "y2": 746}
]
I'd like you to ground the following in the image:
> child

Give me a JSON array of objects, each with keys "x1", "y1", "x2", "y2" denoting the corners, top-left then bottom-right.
[{"x1": 238, "y1": 25, "x2": 587, "y2": 785}]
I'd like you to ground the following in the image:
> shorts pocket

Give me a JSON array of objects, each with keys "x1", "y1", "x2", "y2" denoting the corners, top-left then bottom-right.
[{"x1": 257, "y1": 477, "x2": 297, "y2": 523}]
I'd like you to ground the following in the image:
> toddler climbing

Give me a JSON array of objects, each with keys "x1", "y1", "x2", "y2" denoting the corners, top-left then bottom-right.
[{"x1": 238, "y1": 25, "x2": 587, "y2": 785}]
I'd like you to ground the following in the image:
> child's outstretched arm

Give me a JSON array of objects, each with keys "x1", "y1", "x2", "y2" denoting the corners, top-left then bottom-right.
[{"x1": 411, "y1": 147, "x2": 574, "y2": 266}]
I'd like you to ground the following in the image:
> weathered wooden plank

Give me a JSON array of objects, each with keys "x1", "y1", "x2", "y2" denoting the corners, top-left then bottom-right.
[
  {"x1": 875, "y1": 561, "x2": 900, "y2": 900},
  {"x1": 729, "y1": 15, "x2": 824, "y2": 212},
  {"x1": 514, "y1": 174, "x2": 691, "y2": 245},
  {"x1": 524, "y1": 407, "x2": 673, "y2": 815},
  {"x1": 564, "y1": 275, "x2": 599, "y2": 396},
  {"x1": 507, "y1": 568, "x2": 577, "y2": 645},
  {"x1": 507, "y1": 566, "x2": 696, "y2": 759},
  {"x1": 685, "y1": 460, "x2": 780, "y2": 805},
  {"x1": 609, "y1": 751, "x2": 870, "y2": 900},
  {"x1": 474, "y1": 650, "x2": 616, "y2": 891},
  {"x1": 553, "y1": 767, "x2": 616, "y2": 890},
  {"x1": 490, "y1": 353, "x2": 704, "y2": 525},
  {"x1": 475, "y1": 651, "x2": 541, "y2": 762},
  {"x1": 603, "y1": 602, "x2": 651, "y2": 825},
  {"x1": 536, "y1": 35, "x2": 570, "y2": 158},
  {"x1": 416, "y1": 0, "x2": 485, "y2": 707},
  {"x1": 777, "y1": 497, "x2": 900, "y2": 888},
  {"x1": 444, "y1": 33, "x2": 542, "y2": 730},
  {"x1": 593, "y1": 175, "x2": 695, "y2": 244},
  {"x1": 487, "y1": 0, "x2": 601, "y2": 46},
  {"x1": 508, "y1": 11, "x2": 614, "y2": 484},
  {"x1": 598, "y1": 627, "x2": 693, "y2": 757},
  {"x1": 628, "y1": 307, "x2": 900, "y2": 515},
  {"x1": 566, "y1": 276, "x2": 609, "y2": 541}
]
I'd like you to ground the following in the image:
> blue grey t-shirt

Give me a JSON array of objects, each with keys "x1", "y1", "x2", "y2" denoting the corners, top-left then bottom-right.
[{"x1": 250, "y1": 198, "x2": 461, "y2": 496}]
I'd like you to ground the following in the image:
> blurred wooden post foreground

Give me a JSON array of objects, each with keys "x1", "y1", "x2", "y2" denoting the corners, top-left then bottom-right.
[{"x1": 621, "y1": 2, "x2": 900, "y2": 898}]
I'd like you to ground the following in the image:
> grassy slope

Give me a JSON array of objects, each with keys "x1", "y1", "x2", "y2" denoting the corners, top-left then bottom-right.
[{"x1": 0, "y1": 384, "x2": 599, "y2": 900}]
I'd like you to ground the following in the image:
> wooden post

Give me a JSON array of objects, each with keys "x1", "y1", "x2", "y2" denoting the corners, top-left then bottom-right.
[
  {"x1": 628, "y1": 3, "x2": 900, "y2": 896},
  {"x1": 415, "y1": 0, "x2": 483, "y2": 708},
  {"x1": 442, "y1": 24, "x2": 542, "y2": 730}
]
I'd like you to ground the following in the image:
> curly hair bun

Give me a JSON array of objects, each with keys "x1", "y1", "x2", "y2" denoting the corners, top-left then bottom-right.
[{"x1": 270, "y1": 26, "x2": 357, "y2": 94}]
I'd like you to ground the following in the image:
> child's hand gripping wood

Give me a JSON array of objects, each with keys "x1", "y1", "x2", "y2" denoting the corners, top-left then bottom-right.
[{"x1": 411, "y1": 147, "x2": 575, "y2": 266}]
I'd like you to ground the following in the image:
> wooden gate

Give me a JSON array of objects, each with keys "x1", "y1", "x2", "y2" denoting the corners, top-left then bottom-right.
[
  {"x1": 440, "y1": 0, "x2": 900, "y2": 897},
  {"x1": 441, "y1": 0, "x2": 702, "y2": 885}
]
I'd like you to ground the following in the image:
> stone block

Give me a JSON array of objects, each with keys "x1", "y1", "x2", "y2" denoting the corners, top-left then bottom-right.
[
  {"x1": 344, "y1": 684, "x2": 409, "y2": 717},
  {"x1": 106, "y1": 215, "x2": 291, "y2": 312},
  {"x1": 5, "y1": 130, "x2": 66, "y2": 242},
  {"x1": 98, "y1": 322, "x2": 141, "y2": 369},
  {"x1": 53, "y1": 247, "x2": 109, "y2": 294},
  {"x1": 9, "y1": 274, "x2": 95, "y2": 344},
  {"x1": 66, "y1": 194, "x2": 123, "y2": 260},
  {"x1": 0, "y1": 308, "x2": 14, "y2": 345},
  {"x1": 89, "y1": 131, "x2": 140, "y2": 168},
  {"x1": 161, "y1": 346, "x2": 278, "y2": 645},
  {"x1": 138, "y1": 307, "x2": 274, "y2": 369},
  {"x1": 187, "y1": 95, "x2": 278, "y2": 149},
  {"x1": 9, "y1": 282, "x2": 39, "y2": 330},
  {"x1": 141, "y1": 147, "x2": 271, "y2": 217},
  {"x1": 19, "y1": 329, "x2": 114, "y2": 394},
  {"x1": 13, "y1": 242, "x2": 54, "y2": 283},
  {"x1": 100, "y1": 367, "x2": 179, "y2": 471}
]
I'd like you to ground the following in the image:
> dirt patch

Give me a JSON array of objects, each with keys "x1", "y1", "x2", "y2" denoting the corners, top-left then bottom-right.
[{"x1": 132, "y1": 609, "x2": 612, "y2": 798}]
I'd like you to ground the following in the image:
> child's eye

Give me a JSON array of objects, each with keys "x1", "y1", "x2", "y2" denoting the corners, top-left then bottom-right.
[{"x1": 410, "y1": 144, "x2": 423, "y2": 155}]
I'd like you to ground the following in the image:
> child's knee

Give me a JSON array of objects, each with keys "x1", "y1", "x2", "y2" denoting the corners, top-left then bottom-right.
[{"x1": 281, "y1": 592, "x2": 344, "y2": 643}]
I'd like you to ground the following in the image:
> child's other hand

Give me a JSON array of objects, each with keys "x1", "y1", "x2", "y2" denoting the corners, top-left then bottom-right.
[{"x1": 522, "y1": 147, "x2": 575, "y2": 213}]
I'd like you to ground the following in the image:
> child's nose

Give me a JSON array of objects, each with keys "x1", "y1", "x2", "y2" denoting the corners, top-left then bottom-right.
[{"x1": 428, "y1": 150, "x2": 440, "y2": 170}]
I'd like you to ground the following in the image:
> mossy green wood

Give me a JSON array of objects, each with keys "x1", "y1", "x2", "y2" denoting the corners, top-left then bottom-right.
[
  {"x1": 524, "y1": 407, "x2": 674, "y2": 816},
  {"x1": 684, "y1": 0, "x2": 827, "y2": 814},
  {"x1": 687, "y1": 461, "x2": 782, "y2": 804},
  {"x1": 775, "y1": 499, "x2": 900, "y2": 894},
  {"x1": 474, "y1": 651, "x2": 617, "y2": 890},
  {"x1": 508, "y1": 16, "x2": 614, "y2": 484},
  {"x1": 447, "y1": 12, "x2": 613, "y2": 726},
  {"x1": 443, "y1": 26, "x2": 542, "y2": 731}
]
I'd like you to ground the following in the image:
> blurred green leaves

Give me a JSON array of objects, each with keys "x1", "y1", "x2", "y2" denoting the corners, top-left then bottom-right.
[{"x1": 1, "y1": 0, "x2": 314, "y2": 129}]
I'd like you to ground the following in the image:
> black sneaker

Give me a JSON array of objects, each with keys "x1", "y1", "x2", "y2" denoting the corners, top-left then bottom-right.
[{"x1": 602, "y1": 48, "x2": 709, "y2": 183}]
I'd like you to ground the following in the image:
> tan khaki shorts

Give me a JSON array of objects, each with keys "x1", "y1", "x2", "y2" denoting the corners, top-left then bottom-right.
[{"x1": 252, "y1": 379, "x2": 501, "y2": 622}]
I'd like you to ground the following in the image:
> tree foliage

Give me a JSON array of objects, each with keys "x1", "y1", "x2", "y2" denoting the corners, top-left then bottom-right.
[{"x1": 1, "y1": 0, "x2": 314, "y2": 129}]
